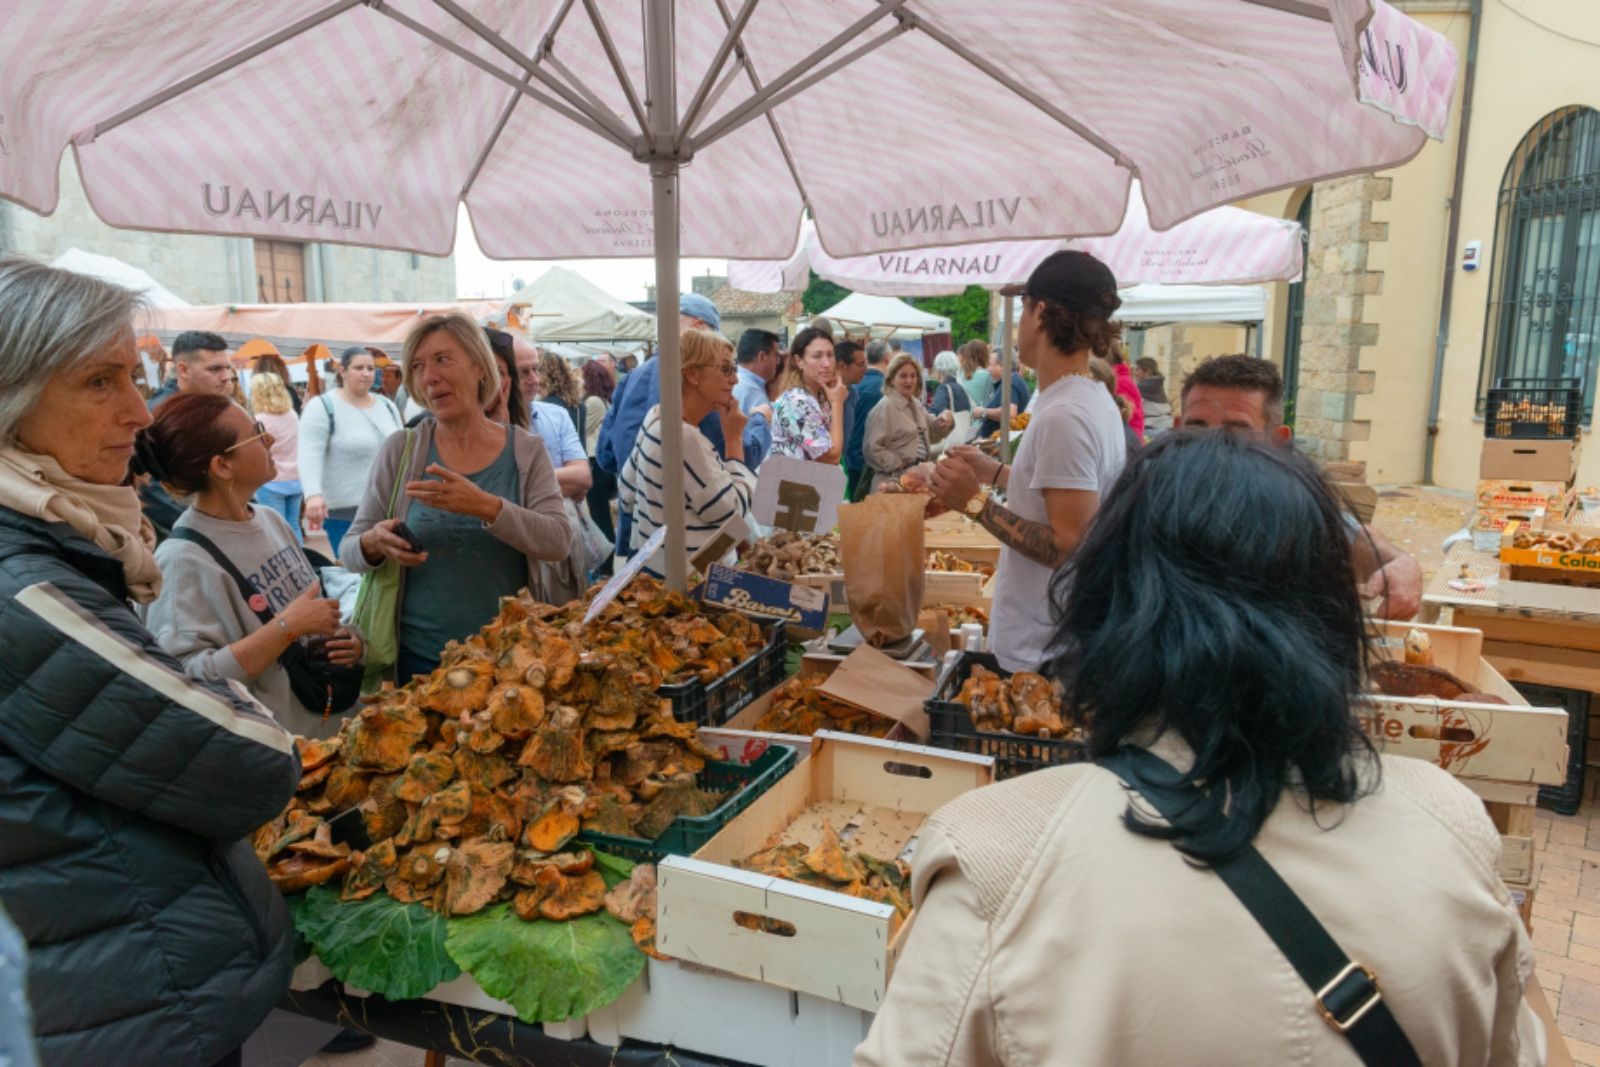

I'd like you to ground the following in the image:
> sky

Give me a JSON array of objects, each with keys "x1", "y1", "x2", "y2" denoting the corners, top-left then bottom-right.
[{"x1": 452, "y1": 205, "x2": 730, "y2": 303}]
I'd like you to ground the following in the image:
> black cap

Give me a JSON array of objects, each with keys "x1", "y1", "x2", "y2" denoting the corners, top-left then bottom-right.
[{"x1": 1000, "y1": 251, "x2": 1120, "y2": 317}]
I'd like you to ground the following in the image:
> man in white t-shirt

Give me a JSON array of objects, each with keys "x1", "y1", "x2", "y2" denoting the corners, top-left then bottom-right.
[{"x1": 929, "y1": 252, "x2": 1128, "y2": 672}]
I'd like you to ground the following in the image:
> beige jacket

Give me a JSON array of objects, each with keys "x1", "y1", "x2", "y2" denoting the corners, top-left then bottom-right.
[
  {"x1": 856, "y1": 739, "x2": 1544, "y2": 1067},
  {"x1": 864, "y1": 392, "x2": 951, "y2": 488}
]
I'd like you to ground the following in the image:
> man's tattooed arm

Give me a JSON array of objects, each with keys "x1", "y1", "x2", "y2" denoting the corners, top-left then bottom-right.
[{"x1": 977, "y1": 497, "x2": 1071, "y2": 569}]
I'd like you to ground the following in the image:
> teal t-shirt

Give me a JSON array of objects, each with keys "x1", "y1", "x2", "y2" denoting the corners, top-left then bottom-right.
[{"x1": 399, "y1": 430, "x2": 526, "y2": 661}]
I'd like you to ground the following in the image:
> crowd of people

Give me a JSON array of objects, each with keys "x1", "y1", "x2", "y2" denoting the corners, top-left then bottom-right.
[{"x1": 0, "y1": 246, "x2": 1533, "y2": 1067}]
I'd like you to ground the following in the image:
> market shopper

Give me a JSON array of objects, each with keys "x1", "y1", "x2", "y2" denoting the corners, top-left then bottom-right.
[
  {"x1": 582, "y1": 358, "x2": 618, "y2": 575},
  {"x1": 146, "y1": 329, "x2": 234, "y2": 409},
  {"x1": 300, "y1": 345, "x2": 405, "y2": 553},
  {"x1": 732, "y1": 328, "x2": 778, "y2": 464},
  {"x1": 0, "y1": 256, "x2": 300, "y2": 1067},
  {"x1": 928, "y1": 349, "x2": 975, "y2": 452},
  {"x1": 975, "y1": 349, "x2": 1032, "y2": 440},
  {"x1": 249, "y1": 371, "x2": 305, "y2": 540},
  {"x1": 864, "y1": 353, "x2": 953, "y2": 492},
  {"x1": 770, "y1": 327, "x2": 849, "y2": 464},
  {"x1": 956, "y1": 339, "x2": 992, "y2": 407},
  {"x1": 142, "y1": 393, "x2": 363, "y2": 738},
  {"x1": 483, "y1": 329, "x2": 531, "y2": 430},
  {"x1": 1106, "y1": 339, "x2": 1146, "y2": 441},
  {"x1": 250, "y1": 348, "x2": 304, "y2": 415},
  {"x1": 618, "y1": 329, "x2": 757, "y2": 576},
  {"x1": 928, "y1": 251, "x2": 1128, "y2": 672},
  {"x1": 512, "y1": 336, "x2": 593, "y2": 500},
  {"x1": 1178, "y1": 354, "x2": 1424, "y2": 620},
  {"x1": 344, "y1": 312, "x2": 570, "y2": 683},
  {"x1": 858, "y1": 430, "x2": 1542, "y2": 1067},
  {"x1": 842, "y1": 340, "x2": 884, "y2": 501},
  {"x1": 1135, "y1": 356, "x2": 1173, "y2": 437},
  {"x1": 1089, "y1": 356, "x2": 1144, "y2": 456},
  {"x1": 598, "y1": 295, "x2": 769, "y2": 556}
]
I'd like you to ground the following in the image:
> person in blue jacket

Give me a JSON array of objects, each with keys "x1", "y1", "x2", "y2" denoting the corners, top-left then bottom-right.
[{"x1": 596, "y1": 293, "x2": 770, "y2": 558}]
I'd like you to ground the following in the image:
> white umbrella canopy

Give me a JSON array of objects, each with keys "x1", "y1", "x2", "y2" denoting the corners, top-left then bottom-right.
[
  {"x1": 48, "y1": 249, "x2": 191, "y2": 308},
  {"x1": 513, "y1": 265, "x2": 657, "y2": 342},
  {"x1": 0, "y1": 0, "x2": 1456, "y2": 590},
  {"x1": 728, "y1": 182, "x2": 1306, "y2": 297}
]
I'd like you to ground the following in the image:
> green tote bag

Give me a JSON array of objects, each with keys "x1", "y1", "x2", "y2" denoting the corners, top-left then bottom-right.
[{"x1": 352, "y1": 430, "x2": 416, "y2": 692}]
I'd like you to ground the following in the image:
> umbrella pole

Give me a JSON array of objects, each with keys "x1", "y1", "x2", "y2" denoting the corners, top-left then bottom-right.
[
  {"x1": 1001, "y1": 295, "x2": 1015, "y2": 463},
  {"x1": 652, "y1": 164, "x2": 687, "y2": 592},
  {"x1": 647, "y1": 0, "x2": 688, "y2": 593}
]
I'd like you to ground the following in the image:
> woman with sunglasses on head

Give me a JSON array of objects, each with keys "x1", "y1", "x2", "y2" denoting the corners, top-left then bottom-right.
[
  {"x1": 618, "y1": 329, "x2": 756, "y2": 576},
  {"x1": 143, "y1": 393, "x2": 363, "y2": 739}
]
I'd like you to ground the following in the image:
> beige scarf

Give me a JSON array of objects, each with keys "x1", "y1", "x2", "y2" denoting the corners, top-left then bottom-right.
[{"x1": 0, "y1": 447, "x2": 163, "y2": 602}]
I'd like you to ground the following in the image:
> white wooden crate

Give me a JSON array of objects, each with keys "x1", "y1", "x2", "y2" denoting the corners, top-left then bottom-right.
[
  {"x1": 586, "y1": 958, "x2": 868, "y2": 1066},
  {"x1": 656, "y1": 732, "x2": 993, "y2": 1013}
]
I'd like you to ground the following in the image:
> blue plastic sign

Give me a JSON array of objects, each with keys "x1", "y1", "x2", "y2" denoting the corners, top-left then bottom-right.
[{"x1": 702, "y1": 563, "x2": 829, "y2": 631}]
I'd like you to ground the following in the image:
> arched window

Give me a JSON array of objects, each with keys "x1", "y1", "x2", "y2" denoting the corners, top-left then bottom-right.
[
  {"x1": 1281, "y1": 190, "x2": 1313, "y2": 416},
  {"x1": 1480, "y1": 107, "x2": 1600, "y2": 420}
]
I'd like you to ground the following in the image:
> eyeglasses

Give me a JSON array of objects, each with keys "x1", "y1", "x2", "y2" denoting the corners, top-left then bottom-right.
[
  {"x1": 715, "y1": 361, "x2": 737, "y2": 378},
  {"x1": 224, "y1": 420, "x2": 271, "y2": 452}
]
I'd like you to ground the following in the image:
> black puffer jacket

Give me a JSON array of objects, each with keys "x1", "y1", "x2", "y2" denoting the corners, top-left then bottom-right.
[{"x1": 0, "y1": 507, "x2": 301, "y2": 1066}]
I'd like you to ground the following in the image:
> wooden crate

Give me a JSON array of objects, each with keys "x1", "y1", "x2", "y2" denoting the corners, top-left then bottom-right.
[
  {"x1": 1366, "y1": 621, "x2": 1569, "y2": 889},
  {"x1": 924, "y1": 517, "x2": 1002, "y2": 569},
  {"x1": 793, "y1": 570, "x2": 988, "y2": 612},
  {"x1": 656, "y1": 733, "x2": 993, "y2": 1012}
]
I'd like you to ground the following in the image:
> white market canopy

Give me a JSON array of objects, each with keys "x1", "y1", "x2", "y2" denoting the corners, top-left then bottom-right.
[
  {"x1": 49, "y1": 248, "x2": 191, "y2": 308},
  {"x1": 1114, "y1": 283, "x2": 1269, "y2": 324},
  {"x1": 513, "y1": 266, "x2": 656, "y2": 343},
  {"x1": 729, "y1": 184, "x2": 1304, "y2": 297},
  {"x1": 0, "y1": 0, "x2": 1458, "y2": 591},
  {"x1": 818, "y1": 292, "x2": 950, "y2": 336}
]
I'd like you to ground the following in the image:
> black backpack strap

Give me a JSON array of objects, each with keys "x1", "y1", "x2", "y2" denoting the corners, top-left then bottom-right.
[
  {"x1": 167, "y1": 526, "x2": 273, "y2": 625},
  {"x1": 1098, "y1": 748, "x2": 1422, "y2": 1067}
]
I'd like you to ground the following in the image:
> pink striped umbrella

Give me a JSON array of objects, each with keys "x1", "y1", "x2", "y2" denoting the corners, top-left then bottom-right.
[
  {"x1": 0, "y1": 0, "x2": 1455, "y2": 589},
  {"x1": 729, "y1": 181, "x2": 1305, "y2": 296}
]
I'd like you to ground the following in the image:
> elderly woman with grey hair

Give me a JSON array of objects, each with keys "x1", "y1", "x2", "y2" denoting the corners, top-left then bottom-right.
[
  {"x1": 0, "y1": 255, "x2": 300, "y2": 1067},
  {"x1": 928, "y1": 349, "x2": 974, "y2": 450}
]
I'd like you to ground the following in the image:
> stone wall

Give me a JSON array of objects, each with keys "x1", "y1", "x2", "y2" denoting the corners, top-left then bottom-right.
[
  {"x1": 1290, "y1": 174, "x2": 1388, "y2": 463},
  {"x1": 0, "y1": 158, "x2": 454, "y2": 304}
]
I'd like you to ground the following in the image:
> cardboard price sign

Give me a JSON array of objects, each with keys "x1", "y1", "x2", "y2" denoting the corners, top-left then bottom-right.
[
  {"x1": 689, "y1": 514, "x2": 750, "y2": 576},
  {"x1": 583, "y1": 524, "x2": 667, "y2": 623},
  {"x1": 702, "y1": 563, "x2": 829, "y2": 631},
  {"x1": 753, "y1": 456, "x2": 845, "y2": 534}
]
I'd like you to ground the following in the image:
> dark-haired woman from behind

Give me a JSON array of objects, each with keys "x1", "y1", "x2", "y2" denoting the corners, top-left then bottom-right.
[{"x1": 858, "y1": 430, "x2": 1543, "y2": 1067}]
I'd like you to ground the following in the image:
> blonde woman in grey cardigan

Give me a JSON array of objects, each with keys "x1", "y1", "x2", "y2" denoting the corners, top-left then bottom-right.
[{"x1": 342, "y1": 313, "x2": 570, "y2": 684}]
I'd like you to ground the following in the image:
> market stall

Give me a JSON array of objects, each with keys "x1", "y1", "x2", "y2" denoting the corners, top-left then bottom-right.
[{"x1": 513, "y1": 266, "x2": 658, "y2": 344}]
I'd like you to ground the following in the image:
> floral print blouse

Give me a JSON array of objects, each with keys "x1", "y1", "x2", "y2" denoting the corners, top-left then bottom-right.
[{"x1": 771, "y1": 387, "x2": 834, "y2": 460}]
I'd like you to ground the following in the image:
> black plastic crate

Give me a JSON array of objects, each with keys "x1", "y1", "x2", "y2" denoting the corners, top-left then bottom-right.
[
  {"x1": 925, "y1": 652, "x2": 1085, "y2": 779},
  {"x1": 578, "y1": 743, "x2": 799, "y2": 864},
  {"x1": 1485, "y1": 378, "x2": 1583, "y2": 440},
  {"x1": 1510, "y1": 680, "x2": 1590, "y2": 816},
  {"x1": 659, "y1": 620, "x2": 788, "y2": 727}
]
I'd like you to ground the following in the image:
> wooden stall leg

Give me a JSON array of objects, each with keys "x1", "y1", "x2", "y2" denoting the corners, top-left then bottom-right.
[{"x1": 424, "y1": 1052, "x2": 447, "y2": 1067}]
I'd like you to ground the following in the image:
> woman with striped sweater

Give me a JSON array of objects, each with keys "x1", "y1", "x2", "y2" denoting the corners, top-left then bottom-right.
[{"x1": 619, "y1": 330, "x2": 756, "y2": 577}]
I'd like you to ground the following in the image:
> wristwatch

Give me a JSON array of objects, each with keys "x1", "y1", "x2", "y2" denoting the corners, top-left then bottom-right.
[{"x1": 964, "y1": 487, "x2": 989, "y2": 518}]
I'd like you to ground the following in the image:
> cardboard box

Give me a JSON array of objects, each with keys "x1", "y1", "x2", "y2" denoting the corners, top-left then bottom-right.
[
  {"x1": 1366, "y1": 621, "x2": 1569, "y2": 887},
  {"x1": 1473, "y1": 507, "x2": 1545, "y2": 551},
  {"x1": 1363, "y1": 621, "x2": 1569, "y2": 787},
  {"x1": 1477, "y1": 479, "x2": 1571, "y2": 514},
  {"x1": 794, "y1": 569, "x2": 988, "y2": 613},
  {"x1": 1480, "y1": 437, "x2": 1581, "y2": 482},
  {"x1": 657, "y1": 733, "x2": 993, "y2": 1012}
]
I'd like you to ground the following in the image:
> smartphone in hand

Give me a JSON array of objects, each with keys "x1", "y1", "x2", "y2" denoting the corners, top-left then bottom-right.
[{"x1": 391, "y1": 520, "x2": 424, "y2": 554}]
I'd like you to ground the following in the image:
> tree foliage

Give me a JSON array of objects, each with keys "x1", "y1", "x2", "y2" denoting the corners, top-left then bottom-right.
[
  {"x1": 801, "y1": 270, "x2": 850, "y2": 317},
  {"x1": 913, "y1": 286, "x2": 991, "y2": 346}
]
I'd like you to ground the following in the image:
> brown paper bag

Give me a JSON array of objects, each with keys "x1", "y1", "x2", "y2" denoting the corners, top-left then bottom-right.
[
  {"x1": 838, "y1": 493, "x2": 926, "y2": 646},
  {"x1": 818, "y1": 644, "x2": 935, "y2": 740}
]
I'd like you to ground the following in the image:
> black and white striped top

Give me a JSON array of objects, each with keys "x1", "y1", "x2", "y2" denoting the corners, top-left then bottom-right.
[{"x1": 618, "y1": 406, "x2": 757, "y2": 576}]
